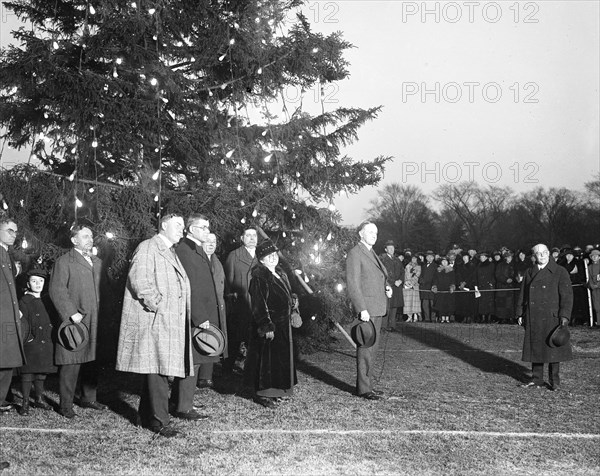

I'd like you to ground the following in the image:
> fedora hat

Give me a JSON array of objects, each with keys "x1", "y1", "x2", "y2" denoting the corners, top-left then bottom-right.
[
  {"x1": 57, "y1": 321, "x2": 90, "y2": 352},
  {"x1": 548, "y1": 324, "x2": 570, "y2": 348},
  {"x1": 350, "y1": 319, "x2": 376, "y2": 348},
  {"x1": 193, "y1": 324, "x2": 226, "y2": 357}
]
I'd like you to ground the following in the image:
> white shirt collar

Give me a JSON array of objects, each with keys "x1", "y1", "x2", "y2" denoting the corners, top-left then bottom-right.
[{"x1": 187, "y1": 235, "x2": 203, "y2": 247}]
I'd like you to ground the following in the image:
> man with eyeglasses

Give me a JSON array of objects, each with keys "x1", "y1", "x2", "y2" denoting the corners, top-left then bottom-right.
[
  {"x1": 516, "y1": 243, "x2": 573, "y2": 391},
  {"x1": 171, "y1": 214, "x2": 222, "y2": 417},
  {"x1": 0, "y1": 217, "x2": 25, "y2": 413}
]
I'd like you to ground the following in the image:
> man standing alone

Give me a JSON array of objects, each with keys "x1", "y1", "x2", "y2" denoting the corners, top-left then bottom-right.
[
  {"x1": 346, "y1": 221, "x2": 392, "y2": 400},
  {"x1": 517, "y1": 243, "x2": 573, "y2": 391}
]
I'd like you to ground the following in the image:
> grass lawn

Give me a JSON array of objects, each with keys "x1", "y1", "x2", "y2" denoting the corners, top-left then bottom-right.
[{"x1": 1, "y1": 323, "x2": 599, "y2": 475}]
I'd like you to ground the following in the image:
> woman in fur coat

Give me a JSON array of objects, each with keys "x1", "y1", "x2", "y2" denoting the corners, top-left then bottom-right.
[{"x1": 245, "y1": 240, "x2": 298, "y2": 409}]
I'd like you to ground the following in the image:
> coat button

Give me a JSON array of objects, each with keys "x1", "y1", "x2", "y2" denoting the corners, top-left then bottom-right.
[
  {"x1": 41, "y1": 340, "x2": 45, "y2": 343},
  {"x1": 39, "y1": 326, "x2": 43, "y2": 329}
]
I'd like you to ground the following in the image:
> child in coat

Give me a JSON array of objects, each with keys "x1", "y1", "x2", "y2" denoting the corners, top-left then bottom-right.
[{"x1": 18, "y1": 268, "x2": 57, "y2": 416}]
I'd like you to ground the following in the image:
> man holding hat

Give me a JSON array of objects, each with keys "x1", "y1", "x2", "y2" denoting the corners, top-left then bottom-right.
[
  {"x1": 346, "y1": 221, "x2": 392, "y2": 400},
  {"x1": 50, "y1": 224, "x2": 106, "y2": 418},
  {"x1": 516, "y1": 243, "x2": 573, "y2": 391},
  {"x1": 171, "y1": 213, "x2": 223, "y2": 418},
  {"x1": 379, "y1": 240, "x2": 404, "y2": 330}
]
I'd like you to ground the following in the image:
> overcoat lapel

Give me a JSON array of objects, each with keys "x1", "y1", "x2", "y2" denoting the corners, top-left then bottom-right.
[
  {"x1": 359, "y1": 242, "x2": 387, "y2": 278},
  {"x1": 157, "y1": 237, "x2": 186, "y2": 279}
]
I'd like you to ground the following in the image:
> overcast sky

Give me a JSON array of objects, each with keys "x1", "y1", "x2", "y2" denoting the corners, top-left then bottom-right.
[
  {"x1": 1, "y1": 1, "x2": 599, "y2": 226},
  {"x1": 307, "y1": 0, "x2": 600, "y2": 224}
]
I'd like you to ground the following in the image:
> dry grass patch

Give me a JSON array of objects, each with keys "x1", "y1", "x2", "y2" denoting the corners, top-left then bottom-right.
[{"x1": 1, "y1": 323, "x2": 599, "y2": 475}]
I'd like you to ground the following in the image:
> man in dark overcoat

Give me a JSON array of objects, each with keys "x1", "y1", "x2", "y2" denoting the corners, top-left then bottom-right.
[
  {"x1": 379, "y1": 240, "x2": 404, "y2": 330},
  {"x1": 224, "y1": 228, "x2": 257, "y2": 373},
  {"x1": 346, "y1": 221, "x2": 392, "y2": 400},
  {"x1": 517, "y1": 244, "x2": 573, "y2": 391},
  {"x1": 49, "y1": 225, "x2": 106, "y2": 418},
  {"x1": 171, "y1": 214, "x2": 223, "y2": 418},
  {"x1": 419, "y1": 251, "x2": 437, "y2": 322},
  {"x1": 474, "y1": 252, "x2": 496, "y2": 323},
  {"x1": 0, "y1": 217, "x2": 25, "y2": 413}
]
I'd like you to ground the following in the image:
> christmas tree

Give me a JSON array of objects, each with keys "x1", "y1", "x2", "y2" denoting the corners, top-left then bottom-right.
[{"x1": 0, "y1": 0, "x2": 390, "y2": 350}]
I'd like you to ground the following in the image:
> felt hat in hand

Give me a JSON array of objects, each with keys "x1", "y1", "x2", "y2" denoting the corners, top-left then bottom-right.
[
  {"x1": 193, "y1": 324, "x2": 226, "y2": 357},
  {"x1": 350, "y1": 319, "x2": 377, "y2": 348},
  {"x1": 548, "y1": 324, "x2": 570, "y2": 348},
  {"x1": 57, "y1": 321, "x2": 90, "y2": 352}
]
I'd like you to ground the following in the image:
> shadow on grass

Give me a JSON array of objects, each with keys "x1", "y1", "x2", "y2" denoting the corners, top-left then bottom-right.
[
  {"x1": 295, "y1": 359, "x2": 355, "y2": 395},
  {"x1": 395, "y1": 324, "x2": 529, "y2": 382}
]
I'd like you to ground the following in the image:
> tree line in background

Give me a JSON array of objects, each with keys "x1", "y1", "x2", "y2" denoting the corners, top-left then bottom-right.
[{"x1": 367, "y1": 178, "x2": 600, "y2": 254}]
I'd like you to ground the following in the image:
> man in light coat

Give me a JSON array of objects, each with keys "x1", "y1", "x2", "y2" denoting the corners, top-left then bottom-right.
[
  {"x1": 50, "y1": 225, "x2": 106, "y2": 418},
  {"x1": 346, "y1": 221, "x2": 392, "y2": 400},
  {"x1": 517, "y1": 243, "x2": 573, "y2": 391},
  {"x1": 0, "y1": 217, "x2": 24, "y2": 413},
  {"x1": 116, "y1": 214, "x2": 195, "y2": 437}
]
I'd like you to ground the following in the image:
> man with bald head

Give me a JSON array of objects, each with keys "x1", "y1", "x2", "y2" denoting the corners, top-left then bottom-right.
[
  {"x1": 346, "y1": 221, "x2": 392, "y2": 400},
  {"x1": 516, "y1": 244, "x2": 573, "y2": 391}
]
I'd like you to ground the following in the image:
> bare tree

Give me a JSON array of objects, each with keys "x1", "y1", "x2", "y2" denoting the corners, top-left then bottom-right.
[
  {"x1": 515, "y1": 187, "x2": 582, "y2": 245},
  {"x1": 367, "y1": 184, "x2": 436, "y2": 249},
  {"x1": 432, "y1": 182, "x2": 513, "y2": 249}
]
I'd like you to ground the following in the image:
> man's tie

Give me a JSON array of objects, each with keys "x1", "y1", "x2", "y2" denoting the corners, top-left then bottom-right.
[{"x1": 82, "y1": 251, "x2": 93, "y2": 266}]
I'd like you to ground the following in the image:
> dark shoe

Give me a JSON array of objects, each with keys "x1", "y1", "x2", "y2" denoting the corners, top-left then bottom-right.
[
  {"x1": 0, "y1": 462, "x2": 10, "y2": 470},
  {"x1": 58, "y1": 407, "x2": 77, "y2": 419},
  {"x1": 0, "y1": 404, "x2": 14, "y2": 413},
  {"x1": 31, "y1": 398, "x2": 52, "y2": 410},
  {"x1": 359, "y1": 391, "x2": 382, "y2": 401},
  {"x1": 79, "y1": 401, "x2": 108, "y2": 411},
  {"x1": 18, "y1": 404, "x2": 30, "y2": 416},
  {"x1": 196, "y1": 379, "x2": 214, "y2": 389},
  {"x1": 253, "y1": 396, "x2": 277, "y2": 409},
  {"x1": 148, "y1": 425, "x2": 180, "y2": 438},
  {"x1": 173, "y1": 409, "x2": 209, "y2": 421},
  {"x1": 549, "y1": 384, "x2": 560, "y2": 391},
  {"x1": 519, "y1": 382, "x2": 545, "y2": 389}
]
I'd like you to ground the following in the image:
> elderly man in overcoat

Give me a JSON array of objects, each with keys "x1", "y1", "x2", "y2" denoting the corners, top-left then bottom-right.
[
  {"x1": 224, "y1": 228, "x2": 257, "y2": 373},
  {"x1": 0, "y1": 217, "x2": 25, "y2": 413},
  {"x1": 516, "y1": 243, "x2": 573, "y2": 391},
  {"x1": 50, "y1": 225, "x2": 106, "y2": 418},
  {"x1": 116, "y1": 214, "x2": 194, "y2": 437},
  {"x1": 379, "y1": 240, "x2": 404, "y2": 330},
  {"x1": 346, "y1": 221, "x2": 392, "y2": 400}
]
